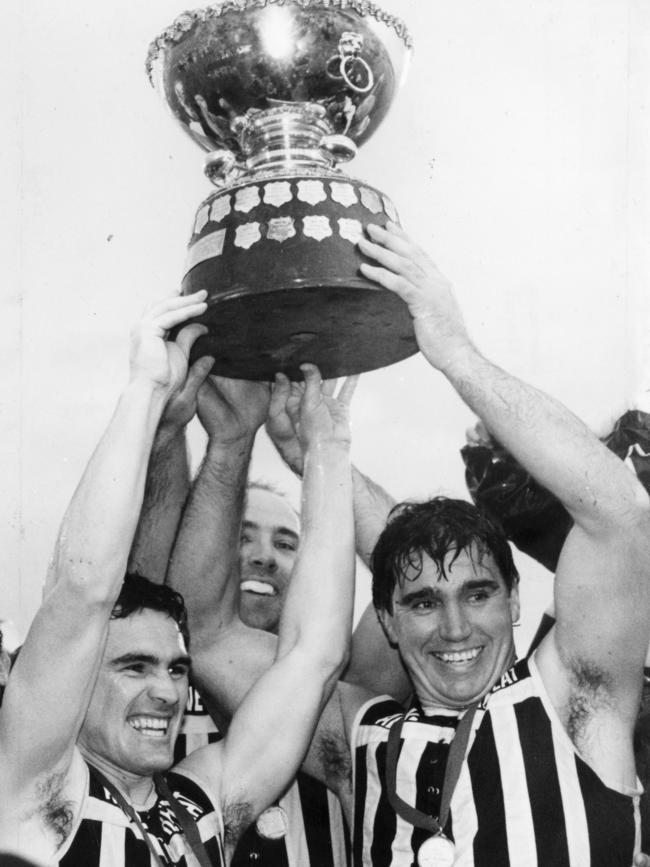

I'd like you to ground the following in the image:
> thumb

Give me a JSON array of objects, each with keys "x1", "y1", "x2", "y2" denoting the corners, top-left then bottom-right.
[
  {"x1": 183, "y1": 356, "x2": 215, "y2": 399},
  {"x1": 175, "y1": 323, "x2": 208, "y2": 359}
]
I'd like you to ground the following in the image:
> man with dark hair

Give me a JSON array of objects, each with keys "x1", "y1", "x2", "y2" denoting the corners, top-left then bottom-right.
[
  {"x1": 111, "y1": 573, "x2": 190, "y2": 648},
  {"x1": 128, "y1": 369, "x2": 355, "y2": 867},
  {"x1": 0, "y1": 290, "x2": 357, "y2": 866},
  {"x1": 370, "y1": 497, "x2": 520, "y2": 612},
  {"x1": 189, "y1": 223, "x2": 650, "y2": 865}
]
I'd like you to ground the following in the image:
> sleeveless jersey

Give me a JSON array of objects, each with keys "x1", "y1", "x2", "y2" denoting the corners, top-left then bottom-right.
[
  {"x1": 57, "y1": 757, "x2": 225, "y2": 867},
  {"x1": 352, "y1": 656, "x2": 641, "y2": 866},
  {"x1": 176, "y1": 685, "x2": 350, "y2": 867}
]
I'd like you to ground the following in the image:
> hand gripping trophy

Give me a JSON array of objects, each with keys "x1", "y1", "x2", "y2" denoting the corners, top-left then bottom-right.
[{"x1": 147, "y1": 0, "x2": 413, "y2": 379}]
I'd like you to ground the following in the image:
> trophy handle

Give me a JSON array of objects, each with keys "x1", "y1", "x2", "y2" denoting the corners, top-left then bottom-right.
[
  {"x1": 325, "y1": 31, "x2": 375, "y2": 95},
  {"x1": 319, "y1": 134, "x2": 357, "y2": 165},
  {"x1": 204, "y1": 150, "x2": 243, "y2": 186}
]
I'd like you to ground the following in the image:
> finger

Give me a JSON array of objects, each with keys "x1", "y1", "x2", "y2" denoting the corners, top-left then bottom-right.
[
  {"x1": 336, "y1": 374, "x2": 359, "y2": 406},
  {"x1": 359, "y1": 261, "x2": 411, "y2": 298},
  {"x1": 285, "y1": 384, "x2": 303, "y2": 428},
  {"x1": 269, "y1": 372, "x2": 292, "y2": 413},
  {"x1": 151, "y1": 300, "x2": 208, "y2": 333},
  {"x1": 183, "y1": 356, "x2": 215, "y2": 398},
  {"x1": 300, "y1": 363, "x2": 324, "y2": 408},
  {"x1": 174, "y1": 323, "x2": 208, "y2": 357},
  {"x1": 358, "y1": 235, "x2": 409, "y2": 276},
  {"x1": 322, "y1": 378, "x2": 337, "y2": 398},
  {"x1": 385, "y1": 220, "x2": 409, "y2": 239},
  {"x1": 286, "y1": 379, "x2": 305, "y2": 407},
  {"x1": 145, "y1": 289, "x2": 208, "y2": 319},
  {"x1": 366, "y1": 222, "x2": 418, "y2": 260}
]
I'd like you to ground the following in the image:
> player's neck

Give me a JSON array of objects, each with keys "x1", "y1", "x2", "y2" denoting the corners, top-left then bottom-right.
[{"x1": 81, "y1": 748, "x2": 156, "y2": 807}]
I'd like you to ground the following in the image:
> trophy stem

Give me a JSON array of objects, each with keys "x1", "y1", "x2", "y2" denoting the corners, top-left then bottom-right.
[{"x1": 241, "y1": 104, "x2": 341, "y2": 172}]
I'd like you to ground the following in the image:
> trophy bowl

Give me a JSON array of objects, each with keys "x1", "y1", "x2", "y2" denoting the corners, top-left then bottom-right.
[{"x1": 148, "y1": 0, "x2": 415, "y2": 380}]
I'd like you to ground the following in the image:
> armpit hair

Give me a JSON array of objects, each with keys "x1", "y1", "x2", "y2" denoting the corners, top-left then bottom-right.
[
  {"x1": 315, "y1": 725, "x2": 352, "y2": 788},
  {"x1": 38, "y1": 772, "x2": 74, "y2": 847},
  {"x1": 223, "y1": 798, "x2": 255, "y2": 847},
  {"x1": 567, "y1": 657, "x2": 613, "y2": 745}
]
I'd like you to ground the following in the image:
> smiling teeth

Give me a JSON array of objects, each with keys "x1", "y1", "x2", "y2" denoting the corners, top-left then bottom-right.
[
  {"x1": 129, "y1": 717, "x2": 169, "y2": 736},
  {"x1": 435, "y1": 648, "x2": 481, "y2": 663},
  {"x1": 240, "y1": 580, "x2": 276, "y2": 596}
]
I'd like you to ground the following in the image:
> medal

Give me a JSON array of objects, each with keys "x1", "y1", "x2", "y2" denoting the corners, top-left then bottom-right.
[
  {"x1": 386, "y1": 704, "x2": 479, "y2": 866},
  {"x1": 417, "y1": 833, "x2": 456, "y2": 867},
  {"x1": 255, "y1": 805, "x2": 288, "y2": 840}
]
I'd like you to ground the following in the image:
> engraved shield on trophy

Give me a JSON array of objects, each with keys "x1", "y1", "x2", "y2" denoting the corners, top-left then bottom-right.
[{"x1": 147, "y1": 0, "x2": 414, "y2": 379}]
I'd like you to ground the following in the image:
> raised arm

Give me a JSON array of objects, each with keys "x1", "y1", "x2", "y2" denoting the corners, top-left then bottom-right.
[
  {"x1": 359, "y1": 222, "x2": 650, "y2": 715},
  {"x1": 167, "y1": 375, "x2": 270, "y2": 645},
  {"x1": 180, "y1": 366, "x2": 358, "y2": 838},
  {"x1": 266, "y1": 374, "x2": 410, "y2": 699},
  {"x1": 0, "y1": 292, "x2": 208, "y2": 805},
  {"x1": 128, "y1": 356, "x2": 215, "y2": 582}
]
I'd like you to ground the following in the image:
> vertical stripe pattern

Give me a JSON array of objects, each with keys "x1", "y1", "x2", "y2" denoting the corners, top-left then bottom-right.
[
  {"x1": 178, "y1": 686, "x2": 350, "y2": 866},
  {"x1": 352, "y1": 659, "x2": 641, "y2": 866},
  {"x1": 58, "y1": 763, "x2": 225, "y2": 867}
]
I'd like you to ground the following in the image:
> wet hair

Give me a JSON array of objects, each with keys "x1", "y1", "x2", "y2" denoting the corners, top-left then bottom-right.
[
  {"x1": 371, "y1": 497, "x2": 519, "y2": 615},
  {"x1": 111, "y1": 573, "x2": 190, "y2": 648}
]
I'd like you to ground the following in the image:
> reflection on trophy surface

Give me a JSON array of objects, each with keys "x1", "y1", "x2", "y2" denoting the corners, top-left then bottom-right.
[{"x1": 147, "y1": 0, "x2": 414, "y2": 379}]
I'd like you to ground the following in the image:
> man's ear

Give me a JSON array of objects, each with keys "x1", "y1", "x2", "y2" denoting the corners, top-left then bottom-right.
[
  {"x1": 377, "y1": 607, "x2": 399, "y2": 648},
  {"x1": 509, "y1": 584, "x2": 521, "y2": 625}
]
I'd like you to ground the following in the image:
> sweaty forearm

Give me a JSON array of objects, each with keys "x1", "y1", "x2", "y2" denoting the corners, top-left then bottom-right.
[
  {"x1": 168, "y1": 434, "x2": 255, "y2": 636},
  {"x1": 442, "y1": 343, "x2": 648, "y2": 531},
  {"x1": 277, "y1": 442, "x2": 354, "y2": 669}
]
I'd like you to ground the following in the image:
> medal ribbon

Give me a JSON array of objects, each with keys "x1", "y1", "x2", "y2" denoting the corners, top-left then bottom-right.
[
  {"x1": 88, "y1": 765, "x2": 214, "y2": 867},
  {"x1": 385, "y1": 702, "x2": 479, "y2": 835},
  {"x1": 155, "y1": 773, "x2": 215, "y2": 867}
]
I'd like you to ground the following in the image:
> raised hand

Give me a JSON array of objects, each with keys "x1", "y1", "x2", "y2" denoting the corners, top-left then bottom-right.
[
  {"x1": 129, "y1": 290, "x2": 208, "y2": 397},
  {"x1": 160, "y1": 356, "x2": 215, "y2": 434},
  {"x1": 197, "y1": 375, "x2": 271, "y2": 444},
  {"x1": 285, "y1": 364, "x2": 358, "y2": 452},
  {"x1": 266, "y1": 372, "x2": 305, "y2": 476},
  {"x1": 358, "y1": 222, "x2": 471, "y2": 371},
  {"x1": 267, "y1": 371, "x2": 359, "y2": 473}
]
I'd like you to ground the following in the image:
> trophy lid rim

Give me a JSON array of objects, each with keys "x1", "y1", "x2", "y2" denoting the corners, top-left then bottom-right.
[{"x1": 145, "y1": 0, "x2": 413, "y2": 84}]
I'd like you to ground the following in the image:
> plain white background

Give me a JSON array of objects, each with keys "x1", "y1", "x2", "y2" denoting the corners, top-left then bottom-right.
[{"x1": 1, "y1": 0, "x2": 649, "y2": 654}]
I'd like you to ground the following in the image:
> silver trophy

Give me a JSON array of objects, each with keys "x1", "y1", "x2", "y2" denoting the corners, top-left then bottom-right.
[{"x1": 147, "y1": 0, "x2": 414, "y2": 379}]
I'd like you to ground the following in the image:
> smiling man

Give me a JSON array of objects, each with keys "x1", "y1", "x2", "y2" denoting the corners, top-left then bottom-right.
[
  {"x1": 76, "y1": 577, "x2": 192, "y2": 785},
  {"x1": 205, "y1": 223, "x2": 650, "y2": 866},
  {"x1": 330, "y1": 223, "x2": 650, "y2": 865},
  {"x1": 371, "y1": 499, "x2": 521, "y2": 712},
  {"x1": 0, "y1": 291, "x2": 356, "y2": 867},
  {"x1": 237, "y1": 482, "x2": 300, "y2": 633},
  {"x1": 161, "y1": 373, "x2": 355, "y2": 867}
]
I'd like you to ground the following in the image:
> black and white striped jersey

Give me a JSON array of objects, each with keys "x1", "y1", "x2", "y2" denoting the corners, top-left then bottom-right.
[
  {"x1": 176, "y1": 685, "x2": 350, "y2": 867},
  {"x1": 56, "y1": 758, "x2": 225, "y2": 866},
  {"x1": 352, "y1": 656, "x2": 641, "y2": 866},
  {"x1": 174, "y1": 685, "x2": 221, "y2": 763}
]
